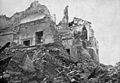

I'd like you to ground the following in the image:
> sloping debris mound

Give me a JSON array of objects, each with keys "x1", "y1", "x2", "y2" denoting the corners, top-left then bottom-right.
[
  {"x1": 0, "y1": 42, "x2": 120, "y2": 83},
  {"x1": 0, "y1": 42, "x2": 96, "y2": 83}
]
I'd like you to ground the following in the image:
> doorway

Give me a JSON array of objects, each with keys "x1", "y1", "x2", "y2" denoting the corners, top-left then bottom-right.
[
  {"x1": 23, "y1": 40, "x2": 30, "y2": 46},
  {"x1": 35, "y1": 31, "x2": 43, "y2": 44},
  {"x1": 66, "y1": 48, "x2": 70, "y2": 55}
]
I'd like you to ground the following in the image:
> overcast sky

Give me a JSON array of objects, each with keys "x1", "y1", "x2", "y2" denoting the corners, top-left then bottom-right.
[{"x1": 0, "y1": 0, "x2": 120, "y2": 65}]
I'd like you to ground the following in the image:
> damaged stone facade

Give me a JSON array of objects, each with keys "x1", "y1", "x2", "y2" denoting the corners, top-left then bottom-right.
[
  {"x1": 0, "y1": 1, "x2": 51, "y2": 46},
  {"x1": 13, "y1": 17, "x2": 55, "y2": 46},
  {"x1": 57, "y1": 6, "x2": 99, "y2": 62},
  {"x1": 0, "y1": 1, "x2": 99, "y2": 62}
]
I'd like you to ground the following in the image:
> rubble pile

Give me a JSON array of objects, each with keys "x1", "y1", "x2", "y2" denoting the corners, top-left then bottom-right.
[
  {"x1": 0, "y1": 1, "x2": 119, "y2": 83},
  {"x1": 0, "y1": 43, "x2": 120, "y2": 83},
  {"x1": 0, "y1": 42, "x2": 97, "y2": 83}
]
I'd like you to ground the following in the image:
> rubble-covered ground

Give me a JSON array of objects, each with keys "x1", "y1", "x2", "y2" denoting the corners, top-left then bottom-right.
[{"x1": 0, "y1": 43, "x2": 120, "y2": 83}]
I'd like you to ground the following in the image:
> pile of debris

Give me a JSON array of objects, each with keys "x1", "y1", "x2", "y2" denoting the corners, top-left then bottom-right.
[
  {"x1": 0, "y1": 42, "x2": 98, "y2": 83},
  {"x1": 0, "y1": 42, "x2": 120, "y2": 83},
  {"x1": 0, "y1": 1, "x2": 118, "y2": 83}
]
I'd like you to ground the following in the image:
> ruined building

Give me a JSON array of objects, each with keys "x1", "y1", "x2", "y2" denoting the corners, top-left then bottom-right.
[
  {"x1": 0, "y1": 1, "x2": 99, "y2": 62},
  {"x1": 57, "y1": 6, "x2": 99, "y2": 62},
  {"x1": 0, "y1": 1, "x2": 54, "y2": 46}
]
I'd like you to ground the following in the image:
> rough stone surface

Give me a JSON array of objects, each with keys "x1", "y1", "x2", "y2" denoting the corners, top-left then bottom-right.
[{"x1": 0, "y1": 1, "x2": 109, "y2": 83}]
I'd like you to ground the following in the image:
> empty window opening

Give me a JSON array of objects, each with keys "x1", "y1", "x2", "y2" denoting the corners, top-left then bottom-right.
[
  {"x1": 35, "y1": 31, "x2": 43, "y2": 44},
  {"x1": 23, "y1": 40, "x2": 30, "y2": 46},
  {"x1": 66, "y1": 49, "x2": 70, "y2": 55},
  {"x1": 81, "y1": 25, "x2": 87, "y2": 40}
]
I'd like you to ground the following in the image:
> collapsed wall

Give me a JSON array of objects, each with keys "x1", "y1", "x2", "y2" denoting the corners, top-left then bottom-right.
[
  {"x1": 57, "y1": 6, "x2": 99, "y2": 63},
  {"x1": 0, "y1": 1, "x2": 99, "y2": 63},
  {"x1": 0, "y1": 1, "x2": 99, "y2": 83},
  {"x1": 0, "y1": 1, "x2": 51, "y2": 46}
]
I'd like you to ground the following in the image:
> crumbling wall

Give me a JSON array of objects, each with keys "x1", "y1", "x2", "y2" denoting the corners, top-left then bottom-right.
[
  {"x1": 0, "y1": 1, "x2": 102, "y2": 83},
  {"x1": 0, "y1": 1, "x2": 52, "y2": 46},
  {"x1": 57, "y1": 16, "x2": 99, "y2": 62},
  {"x1": 14, "y1": 17, "x2": 54, "y2": 46}
]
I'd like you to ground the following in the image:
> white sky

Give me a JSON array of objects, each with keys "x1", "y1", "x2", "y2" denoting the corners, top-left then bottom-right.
[{"x1": 0, "y1": 0, "x2": 120, "y2": 65}]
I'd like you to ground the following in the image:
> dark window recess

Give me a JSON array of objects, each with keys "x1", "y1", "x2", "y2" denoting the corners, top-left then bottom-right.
[
  {"x1": 35, "y1": 31, "x2": 43, "y2": 44},
  {"x1": 23, "y1": 40, "x2": 30, "y2": 46},
  {"x1": 81, "y1": 25, "x2": 87, "y2": 40},
  {"x1": 69, "y1": 21, "x2": 74, "y2": 27},
  {"x1": 66, "y1": 49, "x2": 70, "y2": 55}
]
